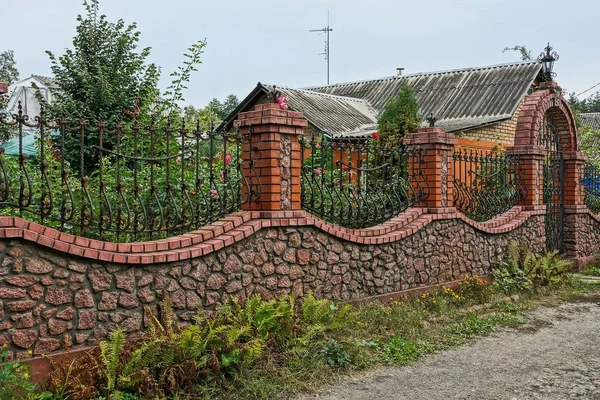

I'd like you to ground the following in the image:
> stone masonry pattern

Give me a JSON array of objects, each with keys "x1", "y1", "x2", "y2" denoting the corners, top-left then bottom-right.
[{"x1": 0, "y1": 215, "x2": 549, "y2": 357}]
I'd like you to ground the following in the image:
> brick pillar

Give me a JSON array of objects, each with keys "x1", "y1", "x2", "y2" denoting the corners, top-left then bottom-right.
[
  {"x1": 234, "y1": 103, "x2": 307, "y2": 212},
  {"x1": 563, "y1": 151, "x2": 586, "y2": 207},
  {"x1": 404, "y1": 127, "x2": 457, "y2": 212},
  {"x1": 0, "y1": 82, "x2": 7, "y2": 94},
  {"x1": 504, "y1": 145, "x2": 545, "y2": 208},
  {"x1": 563, "y1": 150, "x2": 587, "y2": 259}
]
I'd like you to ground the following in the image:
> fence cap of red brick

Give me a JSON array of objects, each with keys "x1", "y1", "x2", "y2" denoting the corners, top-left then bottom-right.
[
  {"x1": 233, "y1": 104, "x2": 308, "y2": 130},
  {"x1": 0, "y1": 82, "x2": 7, "y2": 94},
  {"x1": 404, "y1": 127, "x2": 457, "y2": 146}
]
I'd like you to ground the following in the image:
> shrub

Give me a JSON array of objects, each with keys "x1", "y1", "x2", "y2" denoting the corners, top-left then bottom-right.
[
  {"x1": 0, "y1": 346, "x2": 52, "y2": 400},
  {"x1": 492, "y1": 241, "x2": 571, "y2": 293}
]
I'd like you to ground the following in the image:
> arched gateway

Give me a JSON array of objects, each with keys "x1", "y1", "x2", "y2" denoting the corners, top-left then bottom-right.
[{"x1": 512, "y1": 83, "x2": 579, "y2": 252}]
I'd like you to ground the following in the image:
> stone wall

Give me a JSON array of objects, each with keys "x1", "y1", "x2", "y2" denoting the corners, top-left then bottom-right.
[
  {"x1": 0, "y1": 212, "x2": 549, "y2": 358},
  {"x1": 564, "y1": 211, "x2": 600, "y2": 259}
]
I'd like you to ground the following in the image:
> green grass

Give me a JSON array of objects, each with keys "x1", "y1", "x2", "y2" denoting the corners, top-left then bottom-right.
[
  {"x1": 583, "y1": 265, "x2": 600, "y2": 276},
  {"x1": 206, "y1": 277, "x2": 600, "y2": 400},
  {"x1": 25, "y1": 275, "x2": 600, "y2": 400}
]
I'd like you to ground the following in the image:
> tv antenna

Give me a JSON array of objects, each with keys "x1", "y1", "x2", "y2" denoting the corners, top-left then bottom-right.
[{"x1": 310, "y1": 11, "x2": 333, "y2": 85}]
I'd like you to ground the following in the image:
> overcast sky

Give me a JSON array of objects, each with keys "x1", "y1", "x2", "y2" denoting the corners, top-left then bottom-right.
[{"x1": 4, "y1": 0, "x2": 600, "y2": 107}]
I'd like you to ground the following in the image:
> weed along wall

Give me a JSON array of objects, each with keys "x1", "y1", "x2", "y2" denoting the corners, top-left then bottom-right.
[{"x1": 2, "y1": 90, "x2": 600, "y2": 357}]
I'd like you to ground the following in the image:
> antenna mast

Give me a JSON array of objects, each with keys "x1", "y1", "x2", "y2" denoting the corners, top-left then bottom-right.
[{"x1": 310, "y1": 11, "x2": 333, "y2": 85}]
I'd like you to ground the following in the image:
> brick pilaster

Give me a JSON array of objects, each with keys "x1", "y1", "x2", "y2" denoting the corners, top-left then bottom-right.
[
  {"x1": 562, "y1": 150, "x2": 587, "y2": 259},
  {"x1": 234, "y1": 104, "x2": 307, "y2": 212},
  {"x1": 0, "y1": 82, "x2": 7, "y2": 95},
  {"x1": 563, "y1": 150, "x2": 586, "y2": 207},
  {"x1": 505, "y1": 145, "x2": 545, "y2": 208},
  {"x1": 404, "y1": 127, "x2": 457, "y2": 212}
]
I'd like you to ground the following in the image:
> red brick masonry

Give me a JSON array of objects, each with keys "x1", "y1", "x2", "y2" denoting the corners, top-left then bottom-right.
[{"x1": 0, "y1": 206, "x2": 548, "y2": 265}]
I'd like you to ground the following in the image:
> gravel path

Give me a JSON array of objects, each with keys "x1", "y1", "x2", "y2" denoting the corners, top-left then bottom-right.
[{"x1": 307, "y1": 296, "x2": 600, "y2": 400}]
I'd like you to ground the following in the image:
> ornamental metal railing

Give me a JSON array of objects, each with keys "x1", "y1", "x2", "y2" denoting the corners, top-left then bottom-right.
[
  {"x1": 0, "y1": 103, "x2": 261, "y2": 242},
  {"x1": 299, "y1": 135, "x2": 428, "y2": 228},
  {"x1": 583, "y1": 162, "x2": 600, "y2": 213},
  {"x1": 453, "y1": 148, "x2": 525, "y2": 221}
]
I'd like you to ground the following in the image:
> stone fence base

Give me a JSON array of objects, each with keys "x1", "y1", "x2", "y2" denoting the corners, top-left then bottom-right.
[{"x1": 1, "y1": 206, "x2": 599, "y2": 357}]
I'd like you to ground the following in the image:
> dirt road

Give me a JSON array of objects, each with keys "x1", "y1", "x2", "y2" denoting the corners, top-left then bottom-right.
[{"x1": 309, "y1": 297, "x2": 600, "y2": 400}]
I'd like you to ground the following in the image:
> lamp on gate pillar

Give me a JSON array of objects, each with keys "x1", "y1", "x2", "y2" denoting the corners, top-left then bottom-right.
[{"x1": 538, "y1": 43, "x2": 559, "y2": 81}]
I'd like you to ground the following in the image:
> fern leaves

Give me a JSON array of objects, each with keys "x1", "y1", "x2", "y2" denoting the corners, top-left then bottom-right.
[{"x1": 99, "y1": 329, "x2": 125, "y2": 392}]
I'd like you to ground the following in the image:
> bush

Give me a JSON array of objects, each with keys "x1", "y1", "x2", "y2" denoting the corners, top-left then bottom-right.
[
  {"x1": 492, "y1": 241, "x2": 571, "y2": 293},
  {"x1": 0, "y1": 346, "x2": 51, "y2": 400}
]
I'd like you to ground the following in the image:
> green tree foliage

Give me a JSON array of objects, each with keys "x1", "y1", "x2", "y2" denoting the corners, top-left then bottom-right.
[
  {"x1": 40, "y1": 0, "x2": 161, "y2": 174},
  {"x1": 569, "y1": 92, "x2": 600, "y2": 113},
  {"x1": 502, "y1": 45, "x2": 533, "y2": 61},
  {"x1": 183, "y1": 94, "x2": 240, "y2": 130},
  {"x1": 0, "y1": 50, "x2": 19, "y2": 142},
  {"x1": 0, "y1": 50, "x2": 19, "y2": 85},
  {"x1": 40, "y1": 0, "x2": 206, "y2": 174},
  {"x1": 578, "y1": 123, "x2": 600, "y2": 166},
  {"x1": 377, "y1": 84, "x2": 421, "y2": 143},
  {"x1": 44, "y1": 0, "x2": 160, "y2": 121}
]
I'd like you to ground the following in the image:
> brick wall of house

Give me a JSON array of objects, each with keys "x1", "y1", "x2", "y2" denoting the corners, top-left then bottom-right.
[{"x1": 456, "y1": 101, "x2": 524, "y2": 146}]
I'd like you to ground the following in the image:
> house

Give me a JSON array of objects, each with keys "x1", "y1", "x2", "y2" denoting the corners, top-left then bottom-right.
[
  {"x1": 4, "y1": 75, "x2": 56, "y2": 117},
  {"x1": 221, "y1": 61, "x2": 549, "y2": 151},
  {"x1": 578, "y1": 112, "x2": 600, "y2": 131}
]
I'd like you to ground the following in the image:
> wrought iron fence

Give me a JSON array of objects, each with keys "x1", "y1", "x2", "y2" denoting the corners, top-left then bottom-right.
[
  {"x1": 453, "y1": 148, "x2": 525, "y2": 221},
  {"x1": 583, "y1": 162, "x2": 600, "y2": 213},
  {"x1": 299, "y1": 135, "x2": 428, "y2": 228},
  {"x1": 0, "y1": 103, "x2": 261, "y2": 242}
]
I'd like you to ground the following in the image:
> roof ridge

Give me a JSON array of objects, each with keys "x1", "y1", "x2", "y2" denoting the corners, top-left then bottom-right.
[
  {"x1": 262, "y1": 83, "x2": 371, "y2": 103},
  {"x1": 305, "y1": 60, "x2": 540, "y2": 90}
]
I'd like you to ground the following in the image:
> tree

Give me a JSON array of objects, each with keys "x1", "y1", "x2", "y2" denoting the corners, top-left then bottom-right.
[
  {"x1": 0, "y1": 50, "x2": 19, "y2": 85},
  {"x1": 204, "y1": 95, "x2": 240, "y2": 121},
  {"x1": 377, "y1": 84, "x2": 421, "y2": 144},
  {"x1": 502, "y1": 45, "x2": 533, "y2": 61},
  {"x1": 0, "y1": 50, "x2": 19, "y2": 141},
  {"x1": 44, "y1": 0, "x2": 160, "y2": 122},
  {"x1": 183, "y1": 94, "x2": 240, "y2": 130},
  {"x1": 41, "y1": 0, "x2": 205, "y2": 174},
  {"x1": 568, "y1": 92, "x2": 600, "y2": 114}
]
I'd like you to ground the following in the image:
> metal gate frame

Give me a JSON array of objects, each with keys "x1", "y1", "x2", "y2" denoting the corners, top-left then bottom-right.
[{"x1": 538, "y1": 119, "x2": 564, "y2": 252}]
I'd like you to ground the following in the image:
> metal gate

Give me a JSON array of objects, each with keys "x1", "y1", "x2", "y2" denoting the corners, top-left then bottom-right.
[{"x1": 538, "y1": 119, "x2": 564, "y2": 252}]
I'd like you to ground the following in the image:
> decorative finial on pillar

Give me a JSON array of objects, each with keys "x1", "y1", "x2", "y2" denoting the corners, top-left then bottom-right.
[{"x1": 426, "y1": 113, "x2": 437, "y2": 128}]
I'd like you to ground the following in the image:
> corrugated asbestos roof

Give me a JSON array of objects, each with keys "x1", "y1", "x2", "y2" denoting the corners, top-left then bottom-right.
[
  {"x1": 262, "y1": 85, "x2": 378, "y2": 138},
  {"x1": 221, "y1": 61, "x2": 543, "y2": 137},
  {"x1": 579, "y1": 112, "x2": 600, "y2": 131},
  {"x1": 307, "y1": 61, "x2": 542, "y2": 133}
]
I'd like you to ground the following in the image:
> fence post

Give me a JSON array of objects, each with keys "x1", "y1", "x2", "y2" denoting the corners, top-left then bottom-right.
[
  {"x1": 563, "y1": 151, "x2": 586, "y2": 208},
  {"x1": 563, "y1": 150, "x2": 587, "y2": 259},
  {"x1": 504, "y1": 145, "x2": 545, "y2": 208},
  {"x1": 234, "y1": 104, "x2": 308, "y2": 212},
  {"x1": 404, "y1": 127, "x2": 457, "y2": 212}
]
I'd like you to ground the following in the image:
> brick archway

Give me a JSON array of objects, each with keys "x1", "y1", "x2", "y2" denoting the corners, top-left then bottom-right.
[{"x1": 514, "y1": 87, "x2": 578, "y2": 150}]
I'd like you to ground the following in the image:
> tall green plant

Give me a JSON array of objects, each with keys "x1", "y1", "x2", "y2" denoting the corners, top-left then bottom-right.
[{"x1": 377, "y1": 84, "x2": 421, "y2": 144}]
